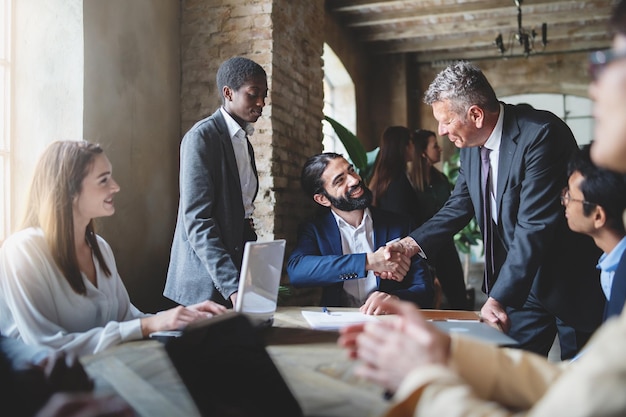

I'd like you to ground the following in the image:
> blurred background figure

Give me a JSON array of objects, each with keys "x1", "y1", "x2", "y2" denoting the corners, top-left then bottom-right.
[
  {"x1": 369, "y1": 126, "x2": 419, "y2": 220},
  {"x1": 408, "y1": 129, "x2": 470, "y2": 309}
]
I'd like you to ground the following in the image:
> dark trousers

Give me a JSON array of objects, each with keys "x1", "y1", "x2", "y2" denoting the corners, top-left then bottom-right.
[
  {"x1": 506, "y1": 291, "x2": 593, "y2": 360},
  {"x1": 430, "y1": 239, "x2": 470, "y2": 310}
]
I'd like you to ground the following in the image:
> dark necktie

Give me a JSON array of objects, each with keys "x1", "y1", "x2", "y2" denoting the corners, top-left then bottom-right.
[{"x1": 481, "y1": 146, "x2": 495, "y2": 294}]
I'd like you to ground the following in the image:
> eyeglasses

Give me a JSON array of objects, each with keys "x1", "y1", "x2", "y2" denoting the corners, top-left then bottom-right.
[
  {"x1": 560, "y1": 188, "x2": 596, "y2": 208},
  {"x1": 588, "y1": 49, "x2": 626, "y2": 81}
]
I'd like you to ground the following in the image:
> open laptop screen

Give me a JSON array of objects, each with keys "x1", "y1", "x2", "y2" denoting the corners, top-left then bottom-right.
[{"x1": 235, "y1": 240, "x2": 286, "y2": 325}]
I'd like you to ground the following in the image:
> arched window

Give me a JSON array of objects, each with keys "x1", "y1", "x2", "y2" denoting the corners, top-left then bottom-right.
[
  {"x1": 322, "y1": 44, "x2": 355, "y2": 156},
  {"x1": 501, "y1": 93, "x2": 594, "y2": 146}
]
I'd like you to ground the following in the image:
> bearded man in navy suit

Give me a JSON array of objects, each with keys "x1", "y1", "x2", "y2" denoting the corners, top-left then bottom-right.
[
  {"x1": 386, "y1": 61, "x2": 604, "y2": 359},
  {"x1": 287, "y1": 153, "x2": 434, "y2": 315}
]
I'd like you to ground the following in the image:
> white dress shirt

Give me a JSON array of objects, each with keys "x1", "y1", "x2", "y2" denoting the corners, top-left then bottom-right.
[
  {"x1": 220, "y1": 107, "x2": 257, "y2": 218},
  {"x1": 482, "y1": 103, "x2": 505, "y2": 223},
  {"x1": 331, "y1": 208, "x2": 377, "y2": 305},
  {"x1": 0, "y1": 228, "x2": 149, "y2": 356}
]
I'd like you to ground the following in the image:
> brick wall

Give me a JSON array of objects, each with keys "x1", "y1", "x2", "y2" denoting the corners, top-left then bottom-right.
[{"x1": 181, "y1": 0, "x2": 324, "y2": 304}]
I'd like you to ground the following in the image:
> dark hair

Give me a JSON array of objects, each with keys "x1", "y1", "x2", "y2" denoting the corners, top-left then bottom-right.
[
  {"x1": 408, "y1": 129, "x2": 443, "y2": 192},
  {"x1": 568, "y1": 144, "x2": 626, "y2": 233},
  {"x1": 369, "y1": 126, "x2": 411, "y2": 206},
  {"x1": 301, "y1": 153, "x2": 344, "y2": 198},
  {"x1": 424, "y1": 61, "x2": 499, "y2": 114},
  {"x1": 610, "y1": 0, "x2": 626, "y2": 36},
  {"x1": 216, "y1": 57, "x2": 267, "y2": 104}
]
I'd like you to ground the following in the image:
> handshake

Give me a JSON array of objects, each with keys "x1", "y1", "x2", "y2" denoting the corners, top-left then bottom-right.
[{"x1": 366, "y1": 237, "x2": 422, "y2": 282}]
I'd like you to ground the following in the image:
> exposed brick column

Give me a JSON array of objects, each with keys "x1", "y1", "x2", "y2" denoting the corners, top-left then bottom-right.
[{"x1": 181, "y1": 1, "x2": 324, "y2": 302}]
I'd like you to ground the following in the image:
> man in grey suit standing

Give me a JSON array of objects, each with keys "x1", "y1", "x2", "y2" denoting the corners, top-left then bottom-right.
[
  {"x1": 386, "y1": 61, "x2": 604, "y2": 358},
  {"x1": 165, "y1": 57, "x2": 267, "y2": 308}
]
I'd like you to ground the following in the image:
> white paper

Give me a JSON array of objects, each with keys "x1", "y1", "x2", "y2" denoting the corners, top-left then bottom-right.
[{"x1": 301, "y1": 310, "x2": 379, "y2": 330}]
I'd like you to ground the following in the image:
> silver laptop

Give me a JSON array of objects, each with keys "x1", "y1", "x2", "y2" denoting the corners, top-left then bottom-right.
[
  {"x1": 234, "y1": 239, "x2": 286, "y2": 326},
  {"x1": 432, "y1": 320, "x2": 518, "y2": 346},
  {"x1": 150, "y1": 239, "x2": 285, "y2": 341}
]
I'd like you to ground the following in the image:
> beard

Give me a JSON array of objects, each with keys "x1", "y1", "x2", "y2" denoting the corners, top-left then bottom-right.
[{"x1": 324, "y1": 182, "x2": 373, "y2": 212}]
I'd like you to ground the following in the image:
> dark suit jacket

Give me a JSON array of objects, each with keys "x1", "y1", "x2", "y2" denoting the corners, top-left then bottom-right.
[
  {"x1": 165, "y1": 109, "x2": 258, "y2": 306},
  {"x1": 410, "y1": 103, "x2": 604, "y2": 332},
  {"x1": 287, "y1": 207, "x2": 434, "y2": 308},
  {"x1": 604, "y1": 250, "x2": 626, "y2": 320}
]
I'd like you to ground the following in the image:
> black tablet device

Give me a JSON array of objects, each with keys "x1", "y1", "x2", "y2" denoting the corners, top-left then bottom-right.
[{"x1": 164, "y1": 312, "x2": 303, "y2": 417}]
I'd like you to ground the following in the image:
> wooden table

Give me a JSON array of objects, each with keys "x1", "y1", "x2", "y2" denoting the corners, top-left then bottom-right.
[{"x1": 82, "y1": 307, "x2": 479, "y2": 417}]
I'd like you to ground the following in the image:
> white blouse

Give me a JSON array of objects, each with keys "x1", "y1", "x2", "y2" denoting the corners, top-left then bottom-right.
[{"x1": 0, "y1": 228, "x2": 150, "y2": 356}]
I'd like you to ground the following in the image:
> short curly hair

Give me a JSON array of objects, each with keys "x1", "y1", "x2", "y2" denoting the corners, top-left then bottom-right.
[{"x1": 216, "y1": 57, "x2": 266, "y2": 104}]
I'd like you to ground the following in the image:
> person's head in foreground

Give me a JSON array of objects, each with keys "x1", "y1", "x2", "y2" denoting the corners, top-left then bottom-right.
[{"x1": 590, "y1": 0, "x2": 626, "y2": 172}]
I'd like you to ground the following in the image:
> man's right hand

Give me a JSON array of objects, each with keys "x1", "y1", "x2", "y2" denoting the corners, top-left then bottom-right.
[
  {"x1": 366, "y1": 246, "x2": 410, "y2": 281},
  {"x1": 376, "y1": 237, "x2": 422, "y2": 280}
]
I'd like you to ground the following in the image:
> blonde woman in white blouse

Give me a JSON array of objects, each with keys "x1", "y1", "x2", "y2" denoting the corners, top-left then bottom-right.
[{"x1": 0, "y1": 141, "x2": 226, "y2": 356}]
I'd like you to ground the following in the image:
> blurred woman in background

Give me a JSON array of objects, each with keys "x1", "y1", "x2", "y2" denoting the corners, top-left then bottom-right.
[
  {"x1": 408, "y1": 129, "x2": 469, "y2": 310},
  {"x1": 369, "y1": 126, "x2": 419, "y2": 219}
]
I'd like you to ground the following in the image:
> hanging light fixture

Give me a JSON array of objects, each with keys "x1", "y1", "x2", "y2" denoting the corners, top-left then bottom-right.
[{"x1": 494, "y1": 0, "x2": 548, "y2": 57}]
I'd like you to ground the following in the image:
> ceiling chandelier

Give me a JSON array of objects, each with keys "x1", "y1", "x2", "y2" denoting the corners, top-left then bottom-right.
[{"x1": 495, "y1": 0, "x2": 547, "y2": 57}]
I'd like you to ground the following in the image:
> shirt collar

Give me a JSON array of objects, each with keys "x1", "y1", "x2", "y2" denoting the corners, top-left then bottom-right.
[
  {"x1": 483, "y1": 103, "x2": 504, "y2": 151},
  {"x1": 331, "y1": 207, "x2": 372, "y2": 231},
  {"x1": 598, "y1": 235, "x2": 626, "y2": 272},
  {"x1": 220, "y1": 107, "x2": 254, "y2": 139}
]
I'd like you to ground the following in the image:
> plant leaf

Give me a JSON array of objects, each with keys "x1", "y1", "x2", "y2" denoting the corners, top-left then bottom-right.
[{"x1": 323, "y1": 115, "x2": 368, "y2": 172}]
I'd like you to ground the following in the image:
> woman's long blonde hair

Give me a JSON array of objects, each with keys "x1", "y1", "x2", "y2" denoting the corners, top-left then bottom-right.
[{"x1": 21, "y1": 140, "x2": 112, "y2": 294}]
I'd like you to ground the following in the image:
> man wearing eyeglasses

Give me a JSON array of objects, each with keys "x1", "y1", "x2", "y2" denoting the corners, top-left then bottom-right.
[
  {"x1": 340, "y1": 2, "x2": 626, "y2": 415},
  {"x1": 563, "y1": 145, "x2": 626, "y2": 321}
]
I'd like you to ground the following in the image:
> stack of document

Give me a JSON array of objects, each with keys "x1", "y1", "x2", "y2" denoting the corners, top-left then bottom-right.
[{"x1": 301, "y1": 310, "x2": 378, "y2": 330}]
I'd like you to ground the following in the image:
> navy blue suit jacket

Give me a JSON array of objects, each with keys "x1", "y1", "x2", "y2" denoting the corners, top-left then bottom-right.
[
  {"x1": 287, "y1": 207, "x2": 434, "y2": 308},
  {"x1": 410, "y1": 103, "x2": 604, "y2": 332}
]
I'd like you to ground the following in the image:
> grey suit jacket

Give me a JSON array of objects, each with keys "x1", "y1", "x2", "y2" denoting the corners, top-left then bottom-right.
[
  {"x1": 410, "y1": 103, "x2": 604, "y2": 331},
  {"x1": 164, "y1": 109, "x2": 258, "y2": 306}
]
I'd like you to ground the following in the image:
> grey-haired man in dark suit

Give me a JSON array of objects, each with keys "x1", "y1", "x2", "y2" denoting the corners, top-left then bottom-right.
[{"x1": 386, "y1": 61, "x2": 604, "y2": 359}]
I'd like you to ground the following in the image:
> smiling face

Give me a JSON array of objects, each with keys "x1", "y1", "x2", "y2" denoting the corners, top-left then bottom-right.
[
  {"x1": 432, "y1": 100, "x2": 484, "y2": 148},
  {"x1": 223, "y1": 74, "x2": 268, "y2": 126},
  {"x1": 589, "y1": 34, "x2": 626, "y2": 173},
  {"x1": 314, "y1": 157, "x2": 372, "y2": 212},
  {"x1": 73, "y1": 153, "x2": 120, "y2": 226}
]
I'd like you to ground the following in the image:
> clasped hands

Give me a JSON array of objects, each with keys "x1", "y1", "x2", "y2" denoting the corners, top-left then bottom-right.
[
  {"x1": 339, "y1": 298, "x2": 452, "y2": 394},
  {"x1": 367, "y1": 237, "x2": 418, "y2": 281}
]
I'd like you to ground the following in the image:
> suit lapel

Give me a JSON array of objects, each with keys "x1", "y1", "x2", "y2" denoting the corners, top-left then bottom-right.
[
  {"x1": 214, "y1": 109, "x2": 243, "y2": 187},
  {"x1": 247, "y1": 139, "x2": 259, "y2": 199},
  {"x1": 322, "y1": 210, "x2": 344, "y2": 256},
  {"x1": 495, "y1": 104, "x2": 520, "y2": 214},
  {"x1": 465, "y1": 147, "x2": 484, "y2": 225}
]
